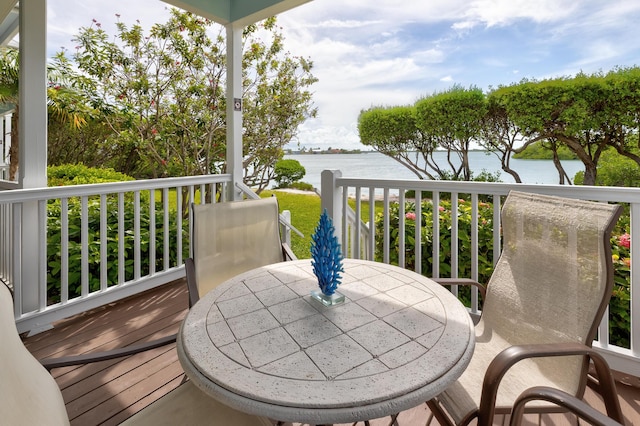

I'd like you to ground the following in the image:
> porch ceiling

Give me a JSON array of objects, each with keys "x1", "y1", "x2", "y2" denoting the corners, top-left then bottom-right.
[
  {"x1": 0, "y1": 1, "x2": 18, "y2": 46},
  {"x1": 0, "y1": 0, "x2": 312, "y2": 45},
  {"x1": 163, "y1": 0, "x2": 312, "y2": 26}
]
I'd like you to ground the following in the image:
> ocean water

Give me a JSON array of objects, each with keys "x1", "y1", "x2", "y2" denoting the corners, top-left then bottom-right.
[{"x1": 283, "y1": 151, "x2": 584, "y2": 190}]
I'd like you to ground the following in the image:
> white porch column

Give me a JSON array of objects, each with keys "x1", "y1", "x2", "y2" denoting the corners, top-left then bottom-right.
[
  {"x1": 225, "y1": 24, "x2": 243, "y2": 201},
  {"x1": 18, "y1": 0, "x2": 47, "y2": 317},
  {"x1": 19, "y1": 0, "x2": 47, "y2": 188},
  {"x1": 321, "y1": 169, "x2": 343, "y2": 246}
]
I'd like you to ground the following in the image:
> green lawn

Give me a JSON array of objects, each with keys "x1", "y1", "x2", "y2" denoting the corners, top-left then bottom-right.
[
  {"x1": 261, "y1": 190, "x2": 321, "y2": 258},
  {"x1": 261, "y1": 190, "x2": 383, "y2": 259}
]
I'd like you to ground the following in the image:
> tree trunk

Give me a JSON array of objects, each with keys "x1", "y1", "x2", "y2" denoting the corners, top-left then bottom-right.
[{"x1": 582, "y1": 163, "x2": 598, "y2": 185}]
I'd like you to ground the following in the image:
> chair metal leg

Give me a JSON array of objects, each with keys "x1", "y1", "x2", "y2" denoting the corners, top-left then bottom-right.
[{"x1": 387, "y1": 413, "x2": 399, "y2": 426}]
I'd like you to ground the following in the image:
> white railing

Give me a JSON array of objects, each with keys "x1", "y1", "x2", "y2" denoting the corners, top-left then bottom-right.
[
  {"x1": 1, "y1": 174, "x2": 233, "y2": 334},
  {"x1": 320, "y1": 169, "x2": 640, "y2": 377}
]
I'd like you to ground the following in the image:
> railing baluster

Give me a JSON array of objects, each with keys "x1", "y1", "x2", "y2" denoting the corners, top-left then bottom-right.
[
  {"x1": 134, "y1": 191, "x2": 141, "y2": 280},
  {"x1": 631, "y1": 201, "x2": 640, "y2": 356},
  {"x1": 342, "y1": 187, "x2": 349, "y2": 256},
  {"x1": 368, "y1": 187, "x2": 375, "y2": 261},
  {"x1": 470, "y1": 194, "x2": 479, "y2": 313},
  {"x1": 432, "y1": 191, "x2": 440, "y2": 279},
  {"x1": 149, "y1": 189, "x2": 156, "y2": 276},
  {"x1": 177, "y1": 186, "x2": 184, "y2": 266},
  {"x1": 81, "y1": 196, "x2": 89, "y2": 297},
  {"x1": 100, "y1": 194, "x2": 107, "y2": 291},
  {"x1": 398, "y1": 189, "x2": 406, "y2": 268},
  {"x1": 60, "y1": 198, "x2": 69, "y2": 303},
  {"x1": 38, "y1": 199, "x2": 47, "y2": 309},
  {"x1": 415, "y1": 191, "x2": 422, "y2": 274},
  {"x1": 451, "y1": 193, "x2": 459, "y2": 297},
  {"x1": 354, "y1": 187, "x2": 361, "y2": 259},
  {"x1": 383, "y1": 188, "x2": 390, "y2": 264},
  {"x1": 118, "y1": 192, "x2": 125, "y2": 285},
  {"x1": 163, "y1": 187, "x2": 170, "y2": 271}
]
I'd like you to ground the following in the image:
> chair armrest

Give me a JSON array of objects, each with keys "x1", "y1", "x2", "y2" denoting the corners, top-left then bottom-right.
[
  {"x1": 478, "y1": 342, "x2": 624, "y2": 426},
  {"x1": 432, "y1": 277, "x2": 486, "y2": 299},
  {"x1": 40, "y1": 333, "x2": 177, "y2": 372},
  {"x1": 510, "y1": 386, "x2": 624, "y2": 426},
  {"x1": 282, "y1": 242, "x2": 297, "y2": 261}
]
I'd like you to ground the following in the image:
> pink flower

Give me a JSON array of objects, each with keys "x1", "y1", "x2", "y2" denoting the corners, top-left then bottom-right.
[
  {"x1": 618, "y1": 233, "x2": 631, "y2": 249},
  {"x1": 438, "y1": 206, "x2": 445, "y2": 212},
  {"x1": 405, "y1": 212, "x2": 416, "y2": 221}
]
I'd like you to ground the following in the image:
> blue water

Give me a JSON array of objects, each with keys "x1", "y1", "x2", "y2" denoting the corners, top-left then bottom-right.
[{"x1": 283, "y1": 151, "x2": 584, "y2": 190}]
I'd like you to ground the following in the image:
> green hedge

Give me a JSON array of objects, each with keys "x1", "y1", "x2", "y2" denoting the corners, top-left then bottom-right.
[
  {"x1": 46, "y1": 165, "x2": 187, "y2": 303},
  {"x1": 375, "y1": 198, "x2": 631, "y2": 348}
]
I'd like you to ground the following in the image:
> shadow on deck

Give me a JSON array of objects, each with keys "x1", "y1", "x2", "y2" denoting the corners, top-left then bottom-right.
[{"x1": 22, "y1": 279, "x2": 640, "y2": 426}]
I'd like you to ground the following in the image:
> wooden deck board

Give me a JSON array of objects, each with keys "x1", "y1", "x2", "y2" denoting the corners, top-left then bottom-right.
[{"x1": 22, "y1": 279, "x2": 640, "y2": 426}]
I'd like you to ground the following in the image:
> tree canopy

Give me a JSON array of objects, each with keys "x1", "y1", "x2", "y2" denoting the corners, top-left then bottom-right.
[
  {"x1": 1, "y1": 9, "x2": 317, "y2": 191},
  {"x1": 358, "y1": 67, "x2": 640, "y2": 185}
]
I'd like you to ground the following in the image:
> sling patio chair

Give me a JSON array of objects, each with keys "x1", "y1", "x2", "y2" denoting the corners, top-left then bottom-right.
[
  {"x1": 426, "y1": 190, "x2": 626, "y2": 426},
  {"x1": 187, "y1": 196, "x2": 296, "y2": 304},
  {"x1": 510, "y1": 386, "x2": 624, "y2": 426},
  {"x1": 0, "y1": 282, "x2": 272, "y2": 426}
]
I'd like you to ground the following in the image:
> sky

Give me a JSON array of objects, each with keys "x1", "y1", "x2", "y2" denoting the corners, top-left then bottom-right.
[{"x1": 44, "y1": 0, "x2": 640, "y2": 150}]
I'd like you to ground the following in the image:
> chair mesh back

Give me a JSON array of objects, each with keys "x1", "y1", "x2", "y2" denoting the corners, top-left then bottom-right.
[
  {"x1": 480, "y1": 191, "x2": 620, "y2": 390},
  {"x1": 192, "y1": 197, "x2": 285, "y2": 297},
  {"x1": 0, "y1": 284, "x2": 70, "y2": 425}
]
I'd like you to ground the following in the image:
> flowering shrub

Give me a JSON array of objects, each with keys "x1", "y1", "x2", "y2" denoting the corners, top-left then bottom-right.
[
  {"x1": 610, "y1": 232, "x2": 631, "y2": 348},
  {"x1": 375, "y1": 199, "x2": 495, "y2": 306},
  {"x1": 376, "y1": 198, "x2": 631, "y2": 348}
]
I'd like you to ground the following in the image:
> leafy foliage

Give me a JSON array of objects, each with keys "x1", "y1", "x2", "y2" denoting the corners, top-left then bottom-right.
[
  {"x1": 48, "y1": 164, "x2": 133, "y2": 186},
  {"x1": 358, "y1": 68, "x2": 640, "y2": 186},
  {"x1": 18, "y1": 10, "x2": 318, "y2": 190},
  {"x1": 274, "y1": 158, "x2": 306, "y2": 188},
  {"x1": 610, "y1": 231, "x2": 631, "y2": 348},
  {"x1": 513, "y1": 141, "x2": 578, "y2": 160},
  {"x1": 574, "y1": 148, "x2": 640, "y2": 187},
  {"x1": 376, "y1": 199, "x2": 496, "y2": 286},
  {"x1": 0, "y1": 47, "x2": 94, "y2": 181},
  {"x1": 415, "y1": 86, "x2": 487, "y2": 181}
]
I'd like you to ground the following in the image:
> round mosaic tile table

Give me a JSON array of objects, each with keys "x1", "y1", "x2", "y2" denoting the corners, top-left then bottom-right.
[{"x1": 177, "y1": 259, "x2": 474, "y2": 424}]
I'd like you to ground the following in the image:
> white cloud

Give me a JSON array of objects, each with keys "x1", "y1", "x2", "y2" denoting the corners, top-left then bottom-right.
[
  {"x1": 40, "y1": 0, "x2": 640, "y2": 150},
  {"x1": 461, "y1": 0, "x2": 579, "y2": 27}
]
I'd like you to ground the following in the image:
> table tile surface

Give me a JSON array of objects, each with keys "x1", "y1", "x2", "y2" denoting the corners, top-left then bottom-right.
[{"x1": 181, "y1": 259, "x2": 474, "y2": 413}]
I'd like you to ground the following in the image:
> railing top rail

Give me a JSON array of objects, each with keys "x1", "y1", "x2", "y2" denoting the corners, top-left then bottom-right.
[
  {"x1": 335, "y1": 176, "x2": 640, "y2": 203},
  {"x1": 0, "y1": 174, "x2": 232, "y2": 203}
]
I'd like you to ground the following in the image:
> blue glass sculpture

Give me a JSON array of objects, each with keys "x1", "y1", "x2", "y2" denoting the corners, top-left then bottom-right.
[{"x1": 310, "y1": 209, "x2": 345, "y2": 306}]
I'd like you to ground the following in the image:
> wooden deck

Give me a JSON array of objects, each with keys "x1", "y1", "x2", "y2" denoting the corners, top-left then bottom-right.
[{"x1": 23, "y1": 279, "x2": 640, "y2": 426}]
